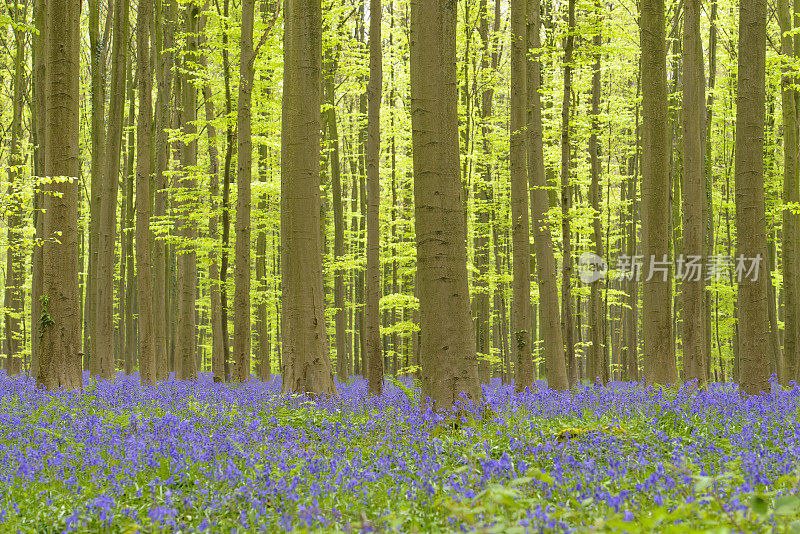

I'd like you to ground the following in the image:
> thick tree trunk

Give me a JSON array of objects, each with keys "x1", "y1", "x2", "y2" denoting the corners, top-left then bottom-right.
[
  {"x1": 136, "y1": 0, "x2": 156, "y2": 384},
  {"x1": 735, "y1": 0, "x2": 771, "y2": 395},
  {"x1": 365, "y1": 0, "x2": 383, "y2": 395},
  {"x1": 681, "y1": 0, "x2": 708, "y2": 385},
  {"x1": 640, "y1": 0, "x2": 676, "y2": 385},
  {"x1": 281, "y1": 0, "x2": 336, "y2": 395},
  {"x1": 37, "y1": 0, "x2": 82, "y2": 391},
  {"x1": 510, "y1": 0, "x2": 533, "y2": 392},
  {"x1": 410, "y1": 0, "x2": 481, "y2": 409},
  {"x1": 233, "y1": 0, "x2": 255, "y2": 382},
  {"x1": 527, "y1": 0, "x2": 568, "y2": 390}
]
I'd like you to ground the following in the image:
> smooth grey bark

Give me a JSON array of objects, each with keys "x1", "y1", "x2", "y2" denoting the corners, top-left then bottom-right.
[
  {"x1": 281, "y1": 0, "x2": 337, "y2": 395},
  {"x1": 410, "y1": 0, "x2": 481, "y2": 409}
]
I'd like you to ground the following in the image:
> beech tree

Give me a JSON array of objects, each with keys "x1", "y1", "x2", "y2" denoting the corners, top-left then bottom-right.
[
  {"x1": 735, "y1": 0, "x2": 771, "y2": 395},
  {"x1": 640, "y1": 0, "x2": 676, "y2": 385},
  {"x1": 510, "y1": 0, "x2": 533, "y2": 392},
  {"x1": 365, "y1": 0, "x2": 384, "y2": 395},
  {"x1": 410, "y1": 0, "x2": 481, "y2": 408},
  {"x1": 37, "y1": 0, "x2": 82, "y2": 390},
  {"x1": 281, "y1": 0, "x2": 337, "y2": 395},
  {"x1": 234, "y1": 0, "x2": 256, "y2": 382},
  {"x1": 682, "y1": 0, "x2": 708, "y2": 385},
  {"x1": 136, "y1": 0, "x2": 156, "y2": 385}
]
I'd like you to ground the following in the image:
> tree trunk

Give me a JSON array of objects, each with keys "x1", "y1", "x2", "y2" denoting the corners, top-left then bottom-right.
[
  {"x1": 779, "y1": 0, "x2": 799, "y2": 385},
  {"x1": 199, "y1": 16, "x2": 225, "y2": 383},
  {"x1": 123, "y1": 73, "x2": 136, "y2": 374},
  {"x1": 95, "y1": 0, "x2": 128, "y2": 380},
  {"x1": 281, "y1": 0, "x2": 336, "y2": 395},
  {"x1": 560, "y1": 0, "x2": 577, "y2": 387},
  {"x1": 153, "y1": 0, "x2": 176, "y2": 381},
  {"x1": 510, "y1": 0, "x2": 533, "y2": 392},
  {"x1": 365, "y1": 0, "x2": 384, "y2": 395},
  {"x1": 410, "y1": 0, "x2": 481, "y2": 409},
  {"x1": 233, "y1": 0, "x2": 255, "y2": 382},
  {"x1": 474, "y1": 0, "x2": 498, "y2": 374},
  {"x1": 86, "y1": 0, "x2": 111, "y2": 376},
  {"x1": 705, "y1": 0, "x2": 717, "y2": 382},
  {"x1": 527, "y1": 0, "x2": 568, "y2": 390},
  {"x1": 735, "y1": 0, "x2": 771, "y2": 395},
  {"x1": 5, "y1": 0, "x2": 25, "y2": 376},
  {"x1": 31, "y1": 0, "x2": 46, "y2": 378},
  {"x1": 176, "y1": 3, "x2": 199, "y2": 380},
  {"x1": 136, "y1": 0, "x2": 156, "y2": 384},
  {"x1": 588, "y1": 0, "x2": 607, "y2": 384},
  {"x1": 640, "y1": 0, "x2": 676, "y2": 385},
  {"x1": 681, "y1": 0, "x2": 708, "y2": 385},
  {"x1": 37, "y1": 0, "x2": 82, "y2": 391},
  {"x1": 221, "y1": 0, "x2": 234, "y2": 381}
]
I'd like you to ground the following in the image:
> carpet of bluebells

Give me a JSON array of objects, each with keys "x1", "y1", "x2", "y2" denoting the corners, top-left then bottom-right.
[{"x1": 2, "y1": 372, "x2": 800, "y2": 533}]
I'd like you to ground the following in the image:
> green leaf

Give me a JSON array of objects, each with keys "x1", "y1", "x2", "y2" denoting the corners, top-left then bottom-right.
[
  {"x1": 775, "y1": 495, "x2": 800, "y2": 516},
  {"x1": 749, "y1": 495, "x2": 769, "y2": 518}
]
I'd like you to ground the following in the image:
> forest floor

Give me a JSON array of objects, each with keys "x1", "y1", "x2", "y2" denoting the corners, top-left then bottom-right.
[{"x1": 1, "y1": 372, "x2": 799, "y2": 533}]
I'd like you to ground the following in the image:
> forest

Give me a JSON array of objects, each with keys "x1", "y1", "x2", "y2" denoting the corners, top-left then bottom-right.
[{"x1": 2, "y1": 0, "x2": 800, "y2": 531}]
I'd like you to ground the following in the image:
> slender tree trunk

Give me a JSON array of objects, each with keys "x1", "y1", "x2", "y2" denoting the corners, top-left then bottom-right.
[
  {"x1": 510, "y1": 0, "x2": 533, "y2": 391},
  {"x1": 153, "y1": 0, "x2": 176, "y2": 381},
  {"x1": 735, "y1": 0, "x2": 771, "y2": 395},
  {"x1": 320, "y1": 42, "x2": 349, "y2": 382},
  {"x1": 681, "y1": 0, "x2": 708, "y2": 385},
  {"x1": 233, "y1": 0, "x2": 255, "y2": 382},
  {"x1": 221, "y1": 0, "x2": 234, "y2": 380},
  {"x1": 705, "y1": 0, "x2": 717, "y2": 382},
  {"x1": 136, "y1": 0, "x2": 156, "y2": 384},
  {"x1": 560, "y1": 0, "x2": 577, "y2": 387},
  {"x1": 640, "y1": 0, "x2": 676, "y2": 385},
  {"x1": 779, "y1": 0, "x2": 799, "y2": 385},
  {"x1": 95, "y1": 0, "x2": 129, "y2": 379},
  {"x1": 410, "y1": 0, "x2": 481, "y2": 409},
  {"x1": 623, "y1": 71, "x2": 641, "y2": 382},
  {"x1": 588, "y1": 0, "x2": 607, "y2": 384},
  {"x1": 37, "y1": 0, "x2": 82, "y2": 391},
  {"x1": 365, "y1": 0, "x2": 384, "y2": 395},
  {"x1": 31, "y1": 0, "x2": 46, "y2": 378},
  {"x1": 5, "y1": 0, "x2": 26, "y2": 376},
  {"x1": 199, "y1": 17, "x2": 225, "y2": 383},
  {"x1": 281, "y1": 0, "x2": 336, "y2": 395},
  {"x1": 86, "y1": 0, "x2": 110, "y2": 376},
  {"x1": 474, "y1": 0, "x2": 497, "y2": 373},
  {"x1": 123, "y1": 74, "x2": 136, "y2": 374},
  {"x1": 527, "y1": 0, "x2": 568, "y2": 390},
  {"x1": 176, "y1": 3, "x2": 199, "y2": 380}
]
